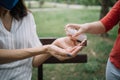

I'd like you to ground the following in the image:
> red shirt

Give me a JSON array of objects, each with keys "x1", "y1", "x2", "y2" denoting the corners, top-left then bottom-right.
[{"x1": 100, "y1": 0, "x2": 120, "y2": 69}]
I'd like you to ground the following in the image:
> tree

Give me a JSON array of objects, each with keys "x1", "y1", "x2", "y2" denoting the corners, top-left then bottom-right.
[
  {"x1": 38, "y1": 0, "x2": 45, "y2": 8},
  {"x1": 99, "y1": 0, "x2": 109, "y2": 37},
  {"x1": 28, "y1": 0, "x2": 32, "y2": 8},
  {"x1": 99, "y1": 0, "x2": 117, "y2": 37}
]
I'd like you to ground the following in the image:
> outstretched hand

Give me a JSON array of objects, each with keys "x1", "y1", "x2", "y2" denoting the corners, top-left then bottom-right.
[{"x1": 51, "y1": 37, "x2": 86, "y2": 61}]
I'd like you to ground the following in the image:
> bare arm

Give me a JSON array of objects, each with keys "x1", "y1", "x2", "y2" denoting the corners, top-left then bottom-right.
[
  {"x1": 32, "y1": 54, "x2": 51, "y2": 67},
  {"x1": 65, "y1": 21, "x2": 106, "y2": 37},
  {"x1": 0, "y1": 45, "x2": 48, "y2": 64},
  {"x1": 81, "y1": 21, "x2": 106, "y2": 34},
  {"x1": 0, "y1": 44, "x2": 70, "y2": 65}
]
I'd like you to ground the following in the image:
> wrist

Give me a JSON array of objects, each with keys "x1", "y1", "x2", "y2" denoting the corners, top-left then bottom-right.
[
  {"x1": 31, "y1": 45, "x2": 51, "y2": 55},
  {"x1": 43, "y1": 45, "x2": 51, "y2": 53},
  {"x1": 81, "y1": 23, "x2": 89, "y2": 33}
]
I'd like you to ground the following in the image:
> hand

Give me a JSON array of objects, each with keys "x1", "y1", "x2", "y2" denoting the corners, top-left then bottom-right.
[
  {"x1": 65, "y1": 24, "x2": 88, "y2": 38},
  {"x1": 46, "y1": 44, "x2": 71, "y2": 61},
  {"x1": 51, "y1": 37, "x2": 86, "y2": 61}
]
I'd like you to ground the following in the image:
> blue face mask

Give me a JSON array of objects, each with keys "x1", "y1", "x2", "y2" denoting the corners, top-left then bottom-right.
[{"x1": 0, "y1": 0, "x2": 19, "y2": 10}]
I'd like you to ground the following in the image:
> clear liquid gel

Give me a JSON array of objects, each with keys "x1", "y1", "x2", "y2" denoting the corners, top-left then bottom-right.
[{"x1": 67, "y1": 28, "x2": 87, "y2": 41}]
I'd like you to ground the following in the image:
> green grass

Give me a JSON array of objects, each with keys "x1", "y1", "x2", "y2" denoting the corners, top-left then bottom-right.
[
  {"x1": 32, "y1": 8, "x2": 118, "y2": 80},
  {"x1": 33, "y1": 8, "x2": 100, "y2": 37}
]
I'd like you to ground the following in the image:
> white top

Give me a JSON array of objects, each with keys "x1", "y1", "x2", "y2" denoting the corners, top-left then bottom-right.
[{"x1": 0, "y1": 12, "x2": 42, "y2": 80}]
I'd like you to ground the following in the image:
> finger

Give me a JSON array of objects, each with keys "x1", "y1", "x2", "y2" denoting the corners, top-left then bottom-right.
[
  {"x1": 51, "y1": 53, "x2": 64, "y2": 60},
  {"x1": 72, "y1": 30, "x2": 83, "y2": 38},
  {"x1": 65, "y1": 46, "x2": 77, "y2": 52},
  {"x1": 55, "y1": 49, "x2": 73, "y2": 57},
  {"x1": 65, "y1": 24, "x2": 79, "y2": 34},
  {"x1": 65, "y1": 24, "x2": 80, "y2": 29},
  {"x1": 52, "y1": 54, "x2": 65, "y2": 60},
  {"x1": 73, "y1": 32, "x2": 80, "y2": 37},
  {"x1": 77, "y1": 39, "x2": 87, "y2": 46},
  {"x1": 65, "y1": 27, "x2": 73, "y2": 36},
  {"x1": 53, "y1": 54, "x2": 71, "y2": 61},
  {"x1": 50, "y1": 45, "x2": 68, "y2": 56},
  {"x1": 66, "y1": 32, "x2": 72, "y2": 36},
  {"x1": 70, "y1": 46, "x2": 84, "y2": 57},
  {"x1": 51, "y1": 49, "x2": 72, "y2": 58}
]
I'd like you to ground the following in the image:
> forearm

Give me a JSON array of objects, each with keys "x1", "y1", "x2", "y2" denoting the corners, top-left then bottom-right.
[
  {"x1": 32, "y1": 53, "x2": 51, "y2": 67},
  {"x1": 33, "y1": 42, "x2": 56, "y2": 67},
  {"x1": 81, "y1": 21, "x2": 106, "y2": 34},
  {"x1": 32, "y1": 40, "x2": 68, "y2": 67},
  {"x1": 0, "y1": 45, "x2": 48, "y2": 64}
]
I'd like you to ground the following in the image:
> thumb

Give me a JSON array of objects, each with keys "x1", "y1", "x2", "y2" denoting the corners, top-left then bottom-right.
[{"x1": 73, "y1": 29, "x2": 83, "y2": 37}]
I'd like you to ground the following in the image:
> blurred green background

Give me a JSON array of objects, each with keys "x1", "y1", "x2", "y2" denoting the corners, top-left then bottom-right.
[{"x1": 25, "y1": 0, "x2": 118, "y2": 80}]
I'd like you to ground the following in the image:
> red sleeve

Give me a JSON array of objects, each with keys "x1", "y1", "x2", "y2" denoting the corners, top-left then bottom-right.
[{"x1": 100, "y1": 0, "x2": 120, "y2": 32}]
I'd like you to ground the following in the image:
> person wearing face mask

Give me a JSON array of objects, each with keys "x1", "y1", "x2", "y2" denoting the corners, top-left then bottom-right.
[{"x1": 0, "y1": 0, "x2": 85, "y2": 80}]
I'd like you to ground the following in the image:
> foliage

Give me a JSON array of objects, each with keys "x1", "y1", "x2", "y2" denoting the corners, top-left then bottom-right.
[{"x1": 46, "y1": 0, "x2": 117, "y2": 6}]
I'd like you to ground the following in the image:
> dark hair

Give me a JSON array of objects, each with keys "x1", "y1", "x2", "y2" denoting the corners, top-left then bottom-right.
[{"x1": 10, "y1": 0, "x2": 28, "y2": 21}]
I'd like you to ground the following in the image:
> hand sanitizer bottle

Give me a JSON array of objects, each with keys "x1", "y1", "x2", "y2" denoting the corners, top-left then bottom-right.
[{"x1": 67, "y1": 28, "x2": 87, "y2": 42}]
